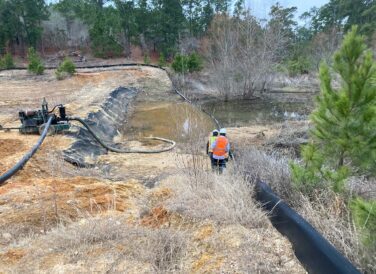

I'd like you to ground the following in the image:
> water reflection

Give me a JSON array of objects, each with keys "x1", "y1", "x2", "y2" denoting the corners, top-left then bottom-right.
[
  {"x1": 124, "y1": 101, "x2": 215, "y2": 142},
  {"x1": 124, "y1": 99, "x2": 311, "y2": 144},
  {"x1": 202, "y1": 99, "x2": 311, "y2": 127}
]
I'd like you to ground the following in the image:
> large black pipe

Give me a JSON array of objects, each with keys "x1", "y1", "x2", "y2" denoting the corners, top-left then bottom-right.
[
  {"x1": 10, "y1": 63, "x2": 163, "y2": 70},
  {"x1": 0, "y1": 116, "x2": 53, "y2": 186},
  {"x1": 254, "y1": 181, "x2": 360, "y2": 274}
]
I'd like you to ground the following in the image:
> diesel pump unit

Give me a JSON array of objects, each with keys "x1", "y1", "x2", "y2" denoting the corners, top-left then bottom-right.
[{"x1": 18, "y1": 98, "x2": 70, "y2": 135}]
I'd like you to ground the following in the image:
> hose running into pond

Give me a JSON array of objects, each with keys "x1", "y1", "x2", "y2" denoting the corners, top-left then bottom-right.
[
  {"x1": 0, "y1": 116, "x2": 53, "y2": 186},
  {"x1": 172, "y1": 87, "x2": 222, "y2": 129},
  {"x1": 68, "y1": 116, "x2": 176, "y2": 153}
]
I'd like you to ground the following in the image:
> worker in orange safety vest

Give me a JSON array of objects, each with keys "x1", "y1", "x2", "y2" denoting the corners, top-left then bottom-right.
[{"x1": 211, "y1": 128, "x2": 230, "y2": 173}]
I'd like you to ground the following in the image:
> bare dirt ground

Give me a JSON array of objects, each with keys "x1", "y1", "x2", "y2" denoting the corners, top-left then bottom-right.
[{"x1": 0, "y1": 67, "x2": 305, "y2": 273}]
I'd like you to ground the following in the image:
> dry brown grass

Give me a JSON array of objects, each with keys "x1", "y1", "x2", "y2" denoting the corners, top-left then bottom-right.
[
  {"x1": 7, "y1": 215, "x2": 189, "y2": 274},
  {"x1": 235, "y1": 147, "x2": 375, "y2": 272},
  {"x1": 0, "y1": 144, "x2": 307, "y2": 273},
  {"x1": 347, "y1": 176, "x2": 376, "y2": 200},
  {"x1": 299, "y1": 190, "x2": 375, "y2": 273},
  {"x1": 160, "y1": 169, "x2": 305, "y2": 273},
  {"x1": 171, "y1": 147, "x2": 269, "y2": 229},
  {"x1": 264, "y1": 120, "x2": 310, "y2": 158},
  {"x1": 235, "y1": 148, "x2": 298, "y2": 203}
]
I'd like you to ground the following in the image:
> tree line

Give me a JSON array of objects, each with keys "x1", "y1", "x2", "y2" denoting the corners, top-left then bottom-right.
[
  {"x1": 0, "y1": 0, "x2": 232, "y2": 58},
  {"x1": 0, "y1": 0, "x2": 376, "y2": 57},
  {"x1": 0, "y1": 0, "x2": 375, "y2": 70}
]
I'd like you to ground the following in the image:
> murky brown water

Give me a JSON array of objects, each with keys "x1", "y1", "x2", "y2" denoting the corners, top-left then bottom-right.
[
  {"x1": 124, "y1": 95, "x2": 312, "y2": 145},
  {"x1": 124, "y1": 101, "x2": 215, "y2": 143},
  {"x1": 202, "y1": 99, "x2": 312, "y2": 127}
]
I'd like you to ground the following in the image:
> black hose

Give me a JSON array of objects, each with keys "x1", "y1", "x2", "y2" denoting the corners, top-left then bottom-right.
[
  {"x1": 68, "y1": 116, "x2": 176, "y2": 153},
  {"x1": 48, "y1": 104, "x2": 63, "y2": 113},
  {"x1": 173, "y1": 87, "x2": 221, "y2": 129},
  {"x1": 0, "y1": 116, "x2": 53, "y2": 186},
  {"x1": 202, "y1": 108, "x2": 221, "y2": 129},
  {"x1": 10, "y1": 63, "x2": 165, "y2": 70},
  {"x1": 4, "y1": 63, "x2": 221, "y2": 128}
]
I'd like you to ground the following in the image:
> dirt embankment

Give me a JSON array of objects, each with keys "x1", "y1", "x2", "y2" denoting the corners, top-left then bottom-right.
[{"x1": 0, "y1": 66, "x2": 305, "y2": 273}]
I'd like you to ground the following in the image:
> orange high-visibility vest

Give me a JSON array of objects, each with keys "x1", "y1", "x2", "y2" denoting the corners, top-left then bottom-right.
[{"x1": 212, "y1": 136, "x2": 228, "y2": 157}]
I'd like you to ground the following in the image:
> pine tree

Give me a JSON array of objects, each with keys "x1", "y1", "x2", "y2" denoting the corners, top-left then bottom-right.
[
  {"x1": 27, "y1": 47, "x2": 44, "y2": 75},
  {"x1": 233, "y1": 0, "x2": 245, "y2": 18},
  {"x1": 201, "y1": 0, "x2": 214, "y2": 32},
  {"x1": 291, "y1": 26, "x2": 376, "y2": 192},
  {"x1": 0, "y1": 0, "x2": 49, "y2": 50},
  {"x1": 182, "y1": 0, "x2": 201, "y2": 35},
  {"x1": 153, "y1": 0, "x2": 185, "y2": 56}
]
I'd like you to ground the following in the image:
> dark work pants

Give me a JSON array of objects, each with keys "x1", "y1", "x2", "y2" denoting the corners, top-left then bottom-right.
[{"x1": 211, "y1": 157, "x2": 226, "y2": 173}]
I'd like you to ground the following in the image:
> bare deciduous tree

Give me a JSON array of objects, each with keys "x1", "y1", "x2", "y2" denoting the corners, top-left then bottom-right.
[
  {"x1": 310, "y1": 27, "x2": 342, "y2": 70},
  {"x1": 206, "y1": 11, "x2": 289, "y2": 100}
]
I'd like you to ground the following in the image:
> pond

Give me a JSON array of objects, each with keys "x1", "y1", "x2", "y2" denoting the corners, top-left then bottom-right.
[
  {"x1": 124, "y1": 97, "x2": 312, "y2": 144},
  {"x1": 124, "y1": 101, "x2": 215, "y2": 143},
  {"x1": 201, "y1": 99, "x2": 312, "y2": 128}
]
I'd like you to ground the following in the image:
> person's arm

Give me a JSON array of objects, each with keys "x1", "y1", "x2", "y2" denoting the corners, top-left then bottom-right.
[
  {"x1": 206, "y1": 141, "x2": 209, "y2": 154},
  {"x1": 225, "y1": 142, "x2": 230, "y2": 152}
]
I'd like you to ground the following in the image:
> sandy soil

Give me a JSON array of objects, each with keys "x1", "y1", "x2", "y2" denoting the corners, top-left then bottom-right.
[{"x1": 0, "y1": 67, "x2": 305, "y2": 273}]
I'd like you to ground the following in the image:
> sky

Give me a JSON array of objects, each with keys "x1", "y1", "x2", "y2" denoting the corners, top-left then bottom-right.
[{"x1": 246, "y1": 0, "x2": 329, "y2": 22}]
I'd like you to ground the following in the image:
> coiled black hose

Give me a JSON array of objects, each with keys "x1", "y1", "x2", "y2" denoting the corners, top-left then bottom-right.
[
  {"x1": 0, "y1": 116, "x2": 53, "y2": 186},
  {"x1": 68, "y1": 116, "x2": 176, "y2": 153}
]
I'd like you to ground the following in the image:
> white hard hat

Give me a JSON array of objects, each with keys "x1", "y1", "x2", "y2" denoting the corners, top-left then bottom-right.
[
  {"x1": 219, "y1": 128, "x2": 226, "y2": 134},
  {"x1": 212, "y1": 129, "x2": 219, "y2": 133}
]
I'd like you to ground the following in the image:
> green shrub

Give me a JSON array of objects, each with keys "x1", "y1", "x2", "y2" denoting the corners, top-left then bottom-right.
[
  {"x1": 1, "y1": 53, "x2": 15, "y2": 69},
  {"x1": 27, "y1": 47, "x2": 44, "y2": 75},
  {"x1": 171, "y1": 54, "x2": 188, "y2": 73},
  {"x1": 56, "y1": 58, "x2": 76, "y2": 80},
  {"x1": 187, "y1": 52, "x2": 203, "y2": 72},
  {"x1": 286, "y1": 56, "x2": 311, "y2": 76},
  {"x1": 144, "y1": 54, "x2": 151, "y2": 65},
  {"x1": 158, "y1": 53, "x2": 167, "y2": 67},
  {"x1": 59, "y1": 58, "x2": 76, "y2": 74},
  {"x1": 290, "y1": 144, "x2": 349, "y2": 195},
  {"x1": 172, "y1": 52, "x2": 203, "y2": 74},
  {"x1": 350, "y1": 198, "x2": 376, "y2": 247}
]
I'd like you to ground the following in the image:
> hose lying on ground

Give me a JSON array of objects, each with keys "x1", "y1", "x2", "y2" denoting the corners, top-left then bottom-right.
[
  {"x1": 68, "y1": 116, "x2": 176, "y2": 153},
  {"x1": 0, "y1": 116, "x2": 53, "y2": 186}
]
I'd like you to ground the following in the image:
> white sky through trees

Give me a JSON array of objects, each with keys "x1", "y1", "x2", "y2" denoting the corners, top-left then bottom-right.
[
  {"x1": 246, "y1": 0, "x2": 329, "y2": 22},
  {"x1": 45, "y1": 0, "x2": 330, "y2": 23}
]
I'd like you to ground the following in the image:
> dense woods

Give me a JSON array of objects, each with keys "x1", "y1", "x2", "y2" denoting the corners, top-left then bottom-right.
[{"x1": 0, "y1": 0, "x2": 375, "y2": 66}]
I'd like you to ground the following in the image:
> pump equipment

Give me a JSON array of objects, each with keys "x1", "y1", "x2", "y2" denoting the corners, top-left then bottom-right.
[{"x1": 18, "y1": 98, "x2": 70, "y2": 135}]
